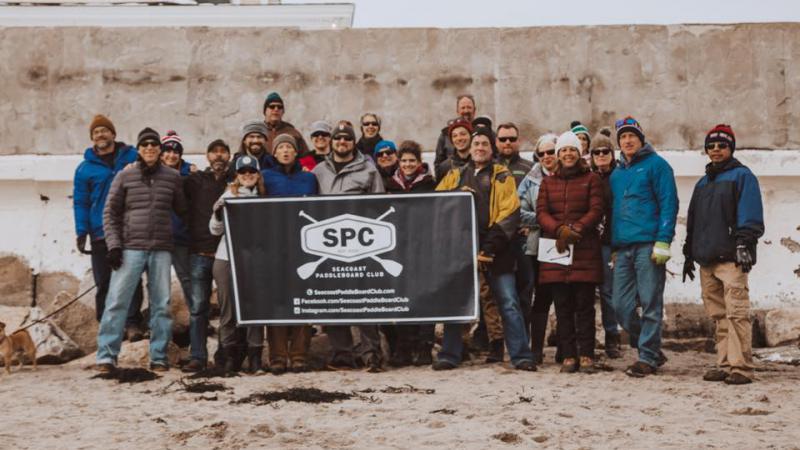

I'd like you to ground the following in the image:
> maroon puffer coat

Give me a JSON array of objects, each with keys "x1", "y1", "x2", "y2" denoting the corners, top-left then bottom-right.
[{"x1": 536, "y1": 162, "x2": 604, "y2": 284}]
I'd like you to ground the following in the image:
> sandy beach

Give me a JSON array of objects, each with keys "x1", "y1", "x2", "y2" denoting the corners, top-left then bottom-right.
[{"x1": 2, "y1": 344, "x2": 799, "y2": 449}]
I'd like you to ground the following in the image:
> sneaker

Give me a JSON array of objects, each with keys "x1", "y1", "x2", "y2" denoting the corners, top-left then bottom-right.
[
  {"x1": 149, "y1": 362, "x2": 169, "y2": 372},
  {"x1": 485, "y1": 339, "x2": 505, "y2": 363},
  {"x1": 365, "y1": 354, "x2": 384, "y2": 373},
  {"x1": 181, "y1": 359, "x2": 207, "y2": 373},
  {"x1": 578, "y1": 356, "x2": 596, "y2": 374},
  {"x1": 560, "y1": 357, "x2": 578, "y2": 373},
  {"x1": 625, "y1": 361, "x2": 656, "y2": 378},
  {"x1": 94, "y1": 363, "x2": 116, "y2": 373},
  {"x1": 724, "y1": 372, "x2": 753, "y2": 385},
  {"x1": 432, "y1": 360, "x2": 457, "y2": 371},
  {"x1": 702, "y1": 368, "x2": 728, "y2": 382},
  {"x1": 515, "y1": 360, "x2": 537, "y2": 371},
  {"x1": 125, "y1": 324, "x2": 145, "y2": 342}
]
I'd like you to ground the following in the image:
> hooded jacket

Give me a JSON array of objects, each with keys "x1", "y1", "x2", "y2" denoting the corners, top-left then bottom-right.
[
  {"x1": 536, "y1": 161, "x2": 604, "y2": 284},
  {"x1": 436, "y1": 162, "x2": 520, "y2": 273},
  {"x1": 609, "y1": 143, "x2": 679, "y2": 248},
  {"x1": 312, "y1": 152, "x2": 385, "y2": 195},
  {"x1": 209, "y1": 185, "x2": 260, "y2": 261},
  {"x1": 262, "y1": 161, "x2": 318, "y2": 196},
  {"x1": 684, "y1": 157, "x2": 764, "y2": 266},
  {"x1": 518, "y1": 163, "x2": 550, "y2": 256},
  {"x1": 72, "y1": 142, "x2": 138, "y2": 241}
]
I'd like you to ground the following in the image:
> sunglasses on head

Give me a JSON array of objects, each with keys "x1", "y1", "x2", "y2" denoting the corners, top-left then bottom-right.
[
  {"x1": 140, "y1": 141, "x2": 161, "y2": 149},
  {"x1": 591, "y1": 148, "x2": 612, "y2": 156},
  {"x1": 615, "y1": 117, "x2": 638, "y2": 128},
  {"x1": 498, "y1": 136, "x2": 518, "y2": 143},
  {"x1": 266, "y1": 103, "x2": 284, "y2": 110},
  {"x1": 536, "y1": 149, "x2": 556, "y2": 157},
  {"x1": 237, "y1": 168, "x2": 259, "y2": 175},
  {"x1": 705, "y1": 142, "x2": 730, "y2": 151},
  {"x1": 333, "y1": 135, "x2": 354, "y2": 142},
  {"x1": 362, "y1": 121, "x2": 380, "y2": 127}
]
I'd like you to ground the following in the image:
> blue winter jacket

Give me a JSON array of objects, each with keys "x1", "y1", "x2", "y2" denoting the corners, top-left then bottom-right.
[
  {"x1": 262, "y1": 162, "x2": 318, "y2": 196},
  {"x1": 171, "y1": 160, "x2": 193, "y2": 247},
  {"x1": 609, "y1": 143, "x2": 679, "y2": 248},
  {"x1": 72, "y1": 143, "x2": 138, "y2": 240}
]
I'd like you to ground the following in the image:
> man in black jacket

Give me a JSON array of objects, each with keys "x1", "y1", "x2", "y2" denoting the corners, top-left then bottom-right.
[
  {"x1": 682, "y1": 124, "x2": 764, "y2": 385},
  {"x1": 180, "y1": 139, "x2": 232, "y2": 372}
]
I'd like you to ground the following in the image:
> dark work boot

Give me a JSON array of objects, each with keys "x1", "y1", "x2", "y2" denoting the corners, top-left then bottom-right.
[
  {"x1": 413, "y1": 342, "x2": 434, "y2": 366},
  {"x1": 605, "y1": 333, "x2": 622, "y2": 359},
  {"x1": 485, "y1": 339, "x2": 505, "y2": 363},
  {"x1": 245, "y1": 347, "x2": 263, "y2": 374},
  {"x1": 224, "y1": 345, "x2": 245, "y2": 374},
  {"x1": 530, "y1": 313, "x2": 548, "y2": 365}
]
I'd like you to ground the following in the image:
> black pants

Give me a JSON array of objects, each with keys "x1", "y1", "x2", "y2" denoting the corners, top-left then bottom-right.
[
  {"x1": 530, "y1": 259, "x2": 553, "y2": 314},
  {"x1": 384, "y1": 324, "x2": 435, "y2": 352},
  {"x1": 552, "y1": 282, "x2": 596, "y2": 359},
  {"x1": 90, "y1": 239, "x2": 144, "y2": 326}
]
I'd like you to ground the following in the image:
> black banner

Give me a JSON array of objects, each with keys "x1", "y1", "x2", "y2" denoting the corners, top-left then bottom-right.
[{"x1": 223, "y1": 192, "x2": 478, "y2": 325}]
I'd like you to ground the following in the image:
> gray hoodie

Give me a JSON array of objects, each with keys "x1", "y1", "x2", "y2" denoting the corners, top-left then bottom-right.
[{"x1": 312, "y1": 152, "x2": 385, "y2": 195}]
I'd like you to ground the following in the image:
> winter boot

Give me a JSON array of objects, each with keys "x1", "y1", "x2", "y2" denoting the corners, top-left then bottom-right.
[
  {"x1": 485, "y1": 339, "x2": 505, "y2": 363},
  {"x1": 530, "y1": 313, "x2": 548, "y2": 365},
  {"x1": 413, "y1": 341, "x2": 434, "y2": 366},
  {"x1": 604, "y1": 333, "x2": 622, "y2": 359},
  {"x1": 245, "y1": 347, "x2": 264, "y2": 374},
  {"x1": 224, "y1": 345, "x2": 246, "y2": 374}
]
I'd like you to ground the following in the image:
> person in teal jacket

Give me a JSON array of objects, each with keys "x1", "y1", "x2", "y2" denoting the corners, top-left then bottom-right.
[
  {"x1": 609, "y1": 116, "x2": 678, "y2": 378},
  {"x1": 72, "y1": 115, "x2": 145, "y2": 336}
]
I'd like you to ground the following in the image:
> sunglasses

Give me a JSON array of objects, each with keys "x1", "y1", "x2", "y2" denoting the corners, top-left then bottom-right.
[
  {"x1": 266, "y1": 103, "x2": 284, "y2": 110},
  {"x1": 162, "y1": 147, "x2": 181, "y2": 154},
  {"x1": 591, "y1": 149, "x2": 613, "y2": 156},
  {"x1": 237, "y1": 168, "x2": 259, "y2": 175},
  {"x1": 376, "y1": 151, "x2": 395, "y2": 158},
  {"x1": 333, "y1": 135, "x2": 354, "y2": 142},
  {"x1": 140, "y1": 141, "x2": 161, "y2": 149},
  {"x1": 362, "y1": 121, "x2": 380, "y2": 127},
  {"x1": 498, "y1": 136, "x2": 518, "y2": 143},
  {"x1": 536, "y1": 149, "x2": 556, "y2": 157},
  {"x1": 705, "y1": 142, "x2": 730, "y2": 151},
  {"x1": 311, "y1": 133, "x2": 331, "y2": 139}
]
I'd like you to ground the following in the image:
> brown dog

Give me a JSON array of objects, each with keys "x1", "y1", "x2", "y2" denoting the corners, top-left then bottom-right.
[{"x1": 0, "y1": 321, "x2": 37, "y2": 374}]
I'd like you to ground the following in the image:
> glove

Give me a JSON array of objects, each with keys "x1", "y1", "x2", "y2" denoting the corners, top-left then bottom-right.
[
  {"x1": 651, "y1": 241, "x2": 671, "y2": 265},
  {"x1": 214, "y1": 206, "x2": 224, "y2": 221},
  {"x1": 76, "y1": 235, "x2": 90, "y2": 255},
  {"x1": 735, "y1": 245, "x2": 753, "y2": 273},
  {"x1": 555, "y1": 225, "x2": 581, "y2": 253},
  {"x1": 107, "y1": 248, "x2": 123, "y2": 271},
  {"x1": 682, "y1": 259, "x2": 695, "y2": 282},
  {"x1": 477, "y1": 252, "x2": 494, "y2": 272}
]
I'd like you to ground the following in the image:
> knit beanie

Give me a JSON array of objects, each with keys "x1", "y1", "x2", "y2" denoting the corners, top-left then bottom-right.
[
  {"x1": 242, "y1": 120, "x2": 269, "y2": 139},
  {"x1": 705, "y1": 124, "x2": 736, "y2": 153},
  {"x1": 470, "y1": 127, "x2": 494, "y2": 143},
  {"x1": 615, "y1": 116, "x2": 645, "y2": 145},
  {"x1": 555, "y1": 131, "x2": 582, "y2": 155},
  {"x1": 472, "y1": 115, "x2": 493, "y2": 130},
  {"x1": 590, "y1": 127, "x2": 615, "y2": 151},
  {"x1": 448, "y1": 118, "x2": 473, "y2": 140},
  {"x1": 373, "y1": 140, "x2": 397, "y2": 156},
  {"x1": 263, "y1": 91, "x2": 284, "y2": 113},
  {"x1": 161, "y1": 130, "x2": 184, "y2": 155},
  {"x1": 89, "y1": 114, "x2": 116, "y2": 138},
  {"x1": 272, "y1": 133, "x2": 298, "y2": 154},
  {"x1": 570, "y1": 121, "x2": 591, "y2": 143},
  {"x1": 137, "y1": 127, "x2": 161, "y2": 147}
]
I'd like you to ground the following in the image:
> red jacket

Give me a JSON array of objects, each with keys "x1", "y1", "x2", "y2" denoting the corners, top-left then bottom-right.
[{"x1": 536, "y1": 162, "x2": 604, "y2": 284}]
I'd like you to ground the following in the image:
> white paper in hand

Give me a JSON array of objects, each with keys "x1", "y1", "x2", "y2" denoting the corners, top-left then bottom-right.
[{"x1": 537, "y1": 238, "x2": 574, "y2": 266}]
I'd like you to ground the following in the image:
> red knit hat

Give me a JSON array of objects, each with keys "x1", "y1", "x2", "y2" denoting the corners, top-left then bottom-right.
[
  {"x1": 705, "y1": 124, "x2": 736, "y2": 153},
  {"x1": 448, "y1": 117, "x2": 473, "y2": 139}
]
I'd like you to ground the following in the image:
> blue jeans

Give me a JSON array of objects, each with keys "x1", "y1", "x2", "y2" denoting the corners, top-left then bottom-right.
[
  {"x1": 96, "y1": 249, "x2": 173, "y2": 366},
  {"x1": 438, "y1": 270, "x2": 534, "y2": 366},
  {"x1": 188, "y1": 254, "x2": 214, "y2": 361},
  {"x1": 513, "y1": 235, "x2": 535, "y2": 323},
  {"x1": 90, "y1": 238, "x2": 144, "y2": 326},
  {"x1": 600, "y1": 245, "x2": 620, "y2": 336},
  {"x1": 171, "y1": 244, "x2": 193, "y2": 308},
  {"x1": 612, "y1": 243, "x2": 665, "y2": 367}
]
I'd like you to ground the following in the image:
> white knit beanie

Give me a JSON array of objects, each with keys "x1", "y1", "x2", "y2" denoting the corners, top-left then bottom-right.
[{"x1": 555, "y1": 131, "x2": 582, "y2": 155}]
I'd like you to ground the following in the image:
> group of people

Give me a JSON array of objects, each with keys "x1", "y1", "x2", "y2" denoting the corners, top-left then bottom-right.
[{"x1": 73, "y1": 91, "x2": 764, "y2": 385}]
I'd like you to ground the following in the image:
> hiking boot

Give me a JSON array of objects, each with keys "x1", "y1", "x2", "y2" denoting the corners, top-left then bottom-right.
[
  {"x1": 245, "y1": 347, "x2": 264, "y2": 374},
  {"x1": 290, "y1": 361, "x2": 308, "y2": 373},
  {"x1": 703, "y1": 368, "x2": 728, "y2": 382},
  {"x1": 327, "y1": 354, "x2": 358, "y2": 370},
  {"x1": 604, "y1": 333, "x2": 622, "y2": 359},
  {"x1": 125, "y1": 323, "x2": 145, "y2": 342},
  {"x1": 94, "y1": 363, "x2": 116, "y2": 373},
  {"x1": 223, "y1": 345, "x2": 245, "y2": 374},
  {"x1": 432, "y1": 360, "x2": 457, "y2": 371},
  {"x1": 579, "y1": 356, "x2": 596, "y2": 374},
  {"x1": 515, "y1": 360, "x2": 537, "y2": 372},
  {"x1": 366, "y1": 354, "x2": 384, "y2": 373},
  {"x1": 724, "y1": 372, "x2": 753, "y2": 385},
  {"x1": 270, "y1": 360, "x2": 287, "y2": 376},
  {"x1": 413, "y1": 343, "x2": 434, "y2": 366},
  {"x1": 560, "y1": 358, "x2": 578, "y2": 373},
  {"x1": 485, "y1": 339, "x2": 505, "y2": 363},
  {"x1": 149, "y1": 362, "x2": 169, "y2": 372},
  {"x1": 625, "y1": 361, "x2": 656, "y2": 378},
  {"x1": 181, "y1": 359, "x2": 207, "y2": 373}
]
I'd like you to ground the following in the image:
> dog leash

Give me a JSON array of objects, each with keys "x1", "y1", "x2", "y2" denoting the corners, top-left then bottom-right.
[{"x1": 16, "y1": 284, "x2": 97, "y2": 332}]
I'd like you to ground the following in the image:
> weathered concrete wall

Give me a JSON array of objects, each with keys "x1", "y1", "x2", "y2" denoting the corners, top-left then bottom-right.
[{"x1": 1, "y1": 23, "x2": 800, "y2": 155}]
